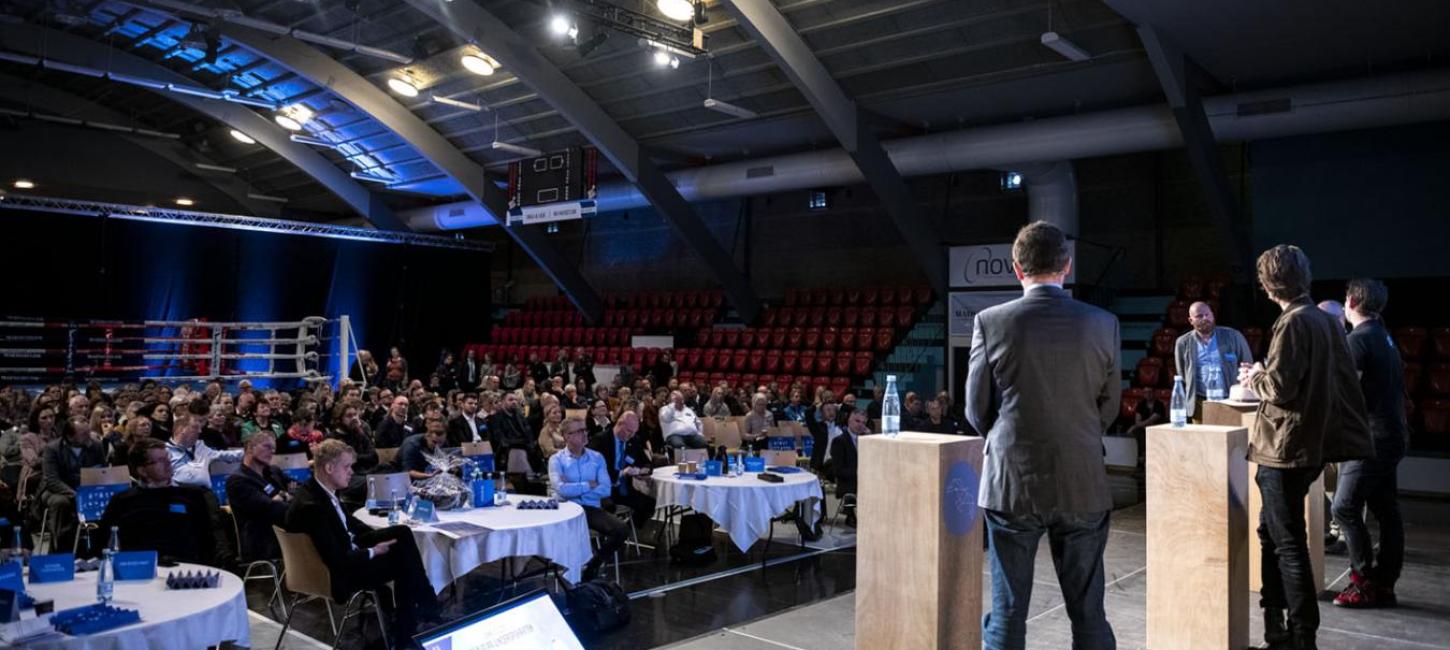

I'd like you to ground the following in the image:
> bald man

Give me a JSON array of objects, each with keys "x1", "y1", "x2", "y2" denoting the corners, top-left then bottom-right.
[{"x1": 1174, "y1": 301, "x2": 1255, "y2": 419}]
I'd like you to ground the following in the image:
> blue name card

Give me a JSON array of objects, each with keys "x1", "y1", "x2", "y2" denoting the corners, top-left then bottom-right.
[
  {"x1": 411, "y1": 498, "x2": 438, "y2": 523},
  {"x1": 767, "y1": 437, "x2": 795, "y2": 450},
  {"x1": 704, "y1": 460, "x2": 723, "y2": 476},
  {"x1": 744, "y1": 457, "x2": 766, "y2": 472},
  {"x1": 29, "y1": 554, "x2": 76, "y2": 584},
  {"x1": 77, "y1": 484, "x2": 129, "y2": 522},
  {"x1": 802, "y1": 436, "x2": 814, "y2": 456},
  {"x1": 0, "y1": 560, "x2": 22, "y2": 593},
  {"x1": 112, "y1": 551, "x2": 157, "y2": 581}
]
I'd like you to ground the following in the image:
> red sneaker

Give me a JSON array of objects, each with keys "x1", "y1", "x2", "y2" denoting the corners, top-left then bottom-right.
[{"x1": 1334, "y1": 582, "x2": 1389, "y2": 608}]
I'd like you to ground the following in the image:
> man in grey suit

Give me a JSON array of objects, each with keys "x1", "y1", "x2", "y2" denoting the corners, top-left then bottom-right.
[
  {"x1": 966, "y1": 221, "x2": 1121, "y2": 650},
  {"x1": 1173, "y1": 301, "x2": 1254, "y2": 418}
]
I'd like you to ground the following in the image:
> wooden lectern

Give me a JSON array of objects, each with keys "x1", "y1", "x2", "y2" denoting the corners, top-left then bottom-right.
[
  {"x1": 856, "y1": 432, "x2": 983, "y2": 650},
  {"x1": 1146, "y1": 424, "x2": 1249, "y2": 650},
  {"x1": 1201, "y1": 400, "x2": 1326, "y2": 592}
]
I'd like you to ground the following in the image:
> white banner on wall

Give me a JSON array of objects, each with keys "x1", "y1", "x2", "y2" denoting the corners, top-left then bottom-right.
[
  {"x1": 948, "y1": 291, "x2": 1020, "y2": 338},
  {"x1": 506, "y1": 199, "x2": 597, "y2": 226},
  {"x1": 949, "y1": 241, "x2": 1076, "y2": 288}
]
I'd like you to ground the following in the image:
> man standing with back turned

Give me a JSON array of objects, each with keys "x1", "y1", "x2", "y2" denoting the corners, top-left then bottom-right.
[{"x1": 966, "y1": 221, "x2": 1121, "y2": 650}]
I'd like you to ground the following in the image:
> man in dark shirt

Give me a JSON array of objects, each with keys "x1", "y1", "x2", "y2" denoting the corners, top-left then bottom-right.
[
  {"x1": 1330, "y1": 279, "x2": 1405, "y2": 609},
  {"x1": 225, "y1": 433, "x2": 296, "y2": 562},
  {"x1": 374, "y1": 396, "x2": 412, "y2": 449},
  {"x1": 39, "y1": 415, "x2": 108, "y2": 550},
  {"x1": 399, "y1": 416, "x2": 448, "y2": 480},
  {"x1": 487, "y1": 392, "x2": 539, "y2": 473},
  {"x1": 446, "y1": 393, "x2": 487, "y2": 447}
]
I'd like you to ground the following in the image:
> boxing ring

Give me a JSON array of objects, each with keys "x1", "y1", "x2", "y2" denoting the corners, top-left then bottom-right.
[{"x1": 0, "y1": 314, "x2": 359, "y2": 387}]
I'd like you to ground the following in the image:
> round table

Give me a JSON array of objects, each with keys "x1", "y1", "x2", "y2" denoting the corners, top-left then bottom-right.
[
  {"x1": 10, "y1": 562, "x2": 249, "y2": 650},
  {"x1": 355, "y1": 500, "x2": 593, "y2": 593},
  {"x1": 652, "y1": 471, "x2": 824, "y2": 552}
]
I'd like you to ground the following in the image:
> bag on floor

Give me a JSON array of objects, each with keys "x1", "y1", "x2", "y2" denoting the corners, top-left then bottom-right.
[
  {"x1": 566, "y1": 577, "x2": 631, "y2": 633},
  {"x1": 669, "y1": 513, "x2": 717, "y2": 566}
]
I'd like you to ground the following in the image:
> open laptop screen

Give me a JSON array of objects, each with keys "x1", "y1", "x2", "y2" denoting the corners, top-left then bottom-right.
[{"x1": 415, "y1": 589, "x2": 585, "y2": 650}]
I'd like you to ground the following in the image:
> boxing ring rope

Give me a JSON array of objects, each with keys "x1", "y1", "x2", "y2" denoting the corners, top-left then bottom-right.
[{"x1": 0, "y1": 315, "x2": 356, "y2": 386}]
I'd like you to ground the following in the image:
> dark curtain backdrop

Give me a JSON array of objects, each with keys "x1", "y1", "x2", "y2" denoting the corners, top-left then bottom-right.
[{"x1": 6, "y1": 209, "x2": 490, "y2": 384}]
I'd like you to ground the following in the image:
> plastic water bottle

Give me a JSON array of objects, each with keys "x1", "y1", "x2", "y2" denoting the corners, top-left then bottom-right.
[
  {"x1": 97, "y1": 548, "x2": 114, "y2": 604},
  {"x1": 1205, "y1": 365, "x2": 1226, "y2": 401},
  {"x1": 1170, "y1": 375, "x2": 1188, "y2": 428},
  {"x1": 108, "y1": 526, "x2": 119, "y2": 553},
  {"x1": 881, "y1": 375, "x2": 901, "y2": 437},
  {"x1": 10, "y1": 525, "x2": 25, "y2": 566},
  {"x1": 387, "y1": 489, "x2": 402, "y2": 525},
  {"x1": 493, "y1": 472, "x2": 508, "y2": 507}
]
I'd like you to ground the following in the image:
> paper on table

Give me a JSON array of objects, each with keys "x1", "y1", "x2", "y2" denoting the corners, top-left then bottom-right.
[
  {"x1": 427, "y1": 521, "x2": 490, "y2": 539},
  {"x1": 0, "y1": 616, "x2": 59, "y2": 645}
]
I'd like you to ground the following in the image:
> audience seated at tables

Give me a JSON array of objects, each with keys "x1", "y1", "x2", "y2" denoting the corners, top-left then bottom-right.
[
  {"x1": 101, "y1": 439, "x2": 231, "y2": 567},
  {"x1": 660, "y1": 391, "x2": 707, "y2": 449},
  {"x1": 225, "y1": 433, "x2": 297, "y2": 562},
  {"x1": 399, "y1": 415, "x2": 449, "y2": 480},
  {"x1": 38, "y1": 414, "x2": 108, "y2": 551},
  {"x1": 166, "y1": 412, "x2": 244, "y2": 489},
  {"x1": 286, "y1": 439, "x2": 438, "y2": 646},
  {"x1": 549, "y1": 417, "x2": 628, "y2": 582},
  {"x1": 589, "y1": 411, "x2": 656, "y2": 529}
]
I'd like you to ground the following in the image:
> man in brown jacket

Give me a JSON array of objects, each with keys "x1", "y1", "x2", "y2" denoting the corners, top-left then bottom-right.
[{"x1": 1240, "y1": 245, "x2": 1371, "y2": 650}]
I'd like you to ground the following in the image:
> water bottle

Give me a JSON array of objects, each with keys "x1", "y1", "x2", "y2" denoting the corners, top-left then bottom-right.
[
  {"x1": 387, "y1": 489, "x2": 402, "y2": 525},
  {"x1": 8, "y1": 525, "x2": 24, "y2": 566},
  {"x1": 881, "y1": 375, "x2": 901, "y2": 437},
  {"x1": 1205, "y1": 365, "x2": 1226, "y2": 401},
  {"x1": 493, "y1": 472, "x2": 508, "y2": 507},
  {"x1": 108, "y1": 526, "x2": 119, "y2": 553},
  {"x1": 97, "y1": 548, "x2": 114, "y2": 605},
  {"x1": 1170, "y1": 375, "x2": 1188, "y2": 428}
]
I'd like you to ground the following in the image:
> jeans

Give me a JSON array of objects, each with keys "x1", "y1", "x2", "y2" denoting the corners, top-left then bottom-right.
[
  {"x1": 1331, "y1": 456, "x2": 1404, "y2": 585},
  {"x1": 983, "y1": 509, "x2": 1115, "y2": 650},
  {"x1": 665, "y1": 433, "x2": 708, "y2": 449},
  {"x1": 582, "y1": 505, "x2": 629, "y2": 574},
  {"x1": 1256, "y1": 465, "x2": 1322, "y2": 639}
]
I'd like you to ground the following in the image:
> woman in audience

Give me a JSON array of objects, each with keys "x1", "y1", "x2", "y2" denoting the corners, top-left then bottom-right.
[
  {"x1": 200, "y1": 403, "x2": 235, "y2": 450},
  {"x1": 286, "y1": 410, "x2": 326, "y2": 457},
  {"x1": 107, "y1": 414, "x2": 152, "y2": 467},
  {"x1": 88, "y1": 405, "x2": 115, "y2": 445},
  {"x1": 638, "y1": 394, "x2": 666, "y2": 457},
  {"x1": 501, "y1": 359, "x2": 522, "y2": 391},
  {"x1": 702, "y1": 387, "x2": 732, "y2": 419},
  {"x1": 385, "y1": 345, "x2": 409, "y2": 389},
  {"x1": 587, "y1": 400, "x2": 613, "y2": 438},
  {"x1": 537, "y1": 404, "x2": 565, "y2": 457},
  {"x1": 2, "y1": 404, "x2": 52, "y2": 496},
  {"x1": 479, "y1": 353, "x2": 498, "y2": 386},
  {"x1": 730, "y1": 386, "x2": 751, "y2": 416},
  {"x1": 742, "y1": 393, "x2": 775, "y2": 452},
  {"x1": 143, "y1": 402, "x2": 172, "y2": 441}
]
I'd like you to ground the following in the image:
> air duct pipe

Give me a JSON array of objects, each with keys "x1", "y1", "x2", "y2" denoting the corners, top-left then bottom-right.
[
  {"x1": 1016, "y1": 161, "x2": 1078, "y2": 237},
  {"x1": 401, "y1": 68, "x2": 1450, "y2": 231}
]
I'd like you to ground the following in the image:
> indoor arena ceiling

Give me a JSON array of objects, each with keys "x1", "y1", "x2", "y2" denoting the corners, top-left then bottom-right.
[{"x1": 0, "y1": 0, "x2": 1447, "y2": 223}]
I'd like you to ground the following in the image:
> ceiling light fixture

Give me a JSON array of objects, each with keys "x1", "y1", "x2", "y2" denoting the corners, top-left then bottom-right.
[
  {"x1": 703, "y1": 98, "x2": 756, "y2": 119},
  {"x1": 175, "y1": 197, "x2": 195, "y2": 206},
  {"x1": 13, "y1": 179, "x2": 35, "y2": 189},
  {"x1": 229, "y1": 129, "x2": 256, "y2": 144},
  {"x1": 492, "y1": 141, "x2": 543, "y2": 158},
  {"x1": 274, "y1": 103, "x2": 314, "y2": 131},
  {"x1": 1039, "y1": 31, "x2": 1091, "y2": 62},
  {"x1": 290, "y1": 134, "x2": 337, "y2": 148},
  {"x1": 550, "y1": 15, "x2": 573, "y2": 36},
  {"x1": 460, "y1": 53, "x2": 495, "y2": 76},
  {"x1": 431, "y1": 95, "x2": 485, "y2": 112},
  {"x1": 246, "y1": 192, "x2": 289, "y2": 203},
  {"x1": 656, "y1": 0, "x2": 694, "y2": 22},
  {"x1": 194, "y1": 163, "x2": 237, "y2": 173},
  {"x1": 387, "y1": 76, "x2": 420, "y2": 97}
]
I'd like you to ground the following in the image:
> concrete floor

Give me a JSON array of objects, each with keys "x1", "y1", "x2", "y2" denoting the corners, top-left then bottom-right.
[{"x1": 660, "y1": 498, "x2": 1450, "y2": 650}]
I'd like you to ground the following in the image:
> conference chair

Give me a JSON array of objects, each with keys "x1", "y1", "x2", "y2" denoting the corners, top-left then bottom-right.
[
  {"x1": 41, "y1": 465, "x2": 130, "y2": 555},
  {"x1": 212, "y1": 459, "x2": 287, "y2": 620},
  {"x1": 271, "y1": 526, "x2": 390, "y2": 650}
]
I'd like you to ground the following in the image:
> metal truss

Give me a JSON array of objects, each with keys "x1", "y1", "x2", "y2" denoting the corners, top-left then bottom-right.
[{"x1": 0, "y1": 193, "x2": 492, "y2": 252}]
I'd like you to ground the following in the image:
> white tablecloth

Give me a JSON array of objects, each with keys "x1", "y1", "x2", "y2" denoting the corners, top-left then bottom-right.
[
  {"x1": 355, "y1": 500, "x2": 593, "y2": 593},
  {"x1": 652, "y1": 471, "x2": 823, "y2": 552},
  {"x1": 9, "y1": 562, "x2": 249, "y2": 650}
]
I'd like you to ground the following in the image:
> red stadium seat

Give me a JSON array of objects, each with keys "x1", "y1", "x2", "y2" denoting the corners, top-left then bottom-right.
[
  {"x1": 828, "y1": 288, "x2": 845, "y2": 306},
  {"x1": 1136, "y1": 357, "x2": 1163, "y2": 388},
  {"x1": 782, "y1": 351, "x2": 800, "y2": 374},
  {"x1": 846, "y1": 288, "x2": 862, "y2": 305},
  {"x1": 858, "y1": 308, "x2": 877, "y2": 328},
  {"x1": 763, "y1": 350, "x2": 781, "y2": 373},
  {"x1": 1434, "y1": 328, "x2": 1450, "y2": 360},
  {"x1": 1119, "y1": 388, "x2": 1148, "y2": 425},
  {"x1": 831, "y1": 378, "x2": 851, "y2": 396},
  {"x1": 722, "y1": 329, "x2": 741, "y2": 348},
  {"x1": 914, "y1": 285, "x2": 933, "y2": 305},
  {"x1": 732, "y1": 350, "x2": 749, "y2": 372},
  {"x1": 1179, "y1": 275, "x2": 1204, "y2": 300},
  {"x1": 833, "y1": 354, "x2": 852, "y2": 376},
  {"x1": 804, "y1": 328, "x2": 821, "y2": 350},
  {"x1": 821, "y1": 327, "x2": 838, "y2": 350},
  {"x1": 811, "y1": 289, "x2": 829, "y2": 306},
  {"x1": 874, "y1": 329, "x2": 894, "y2": 352},
  {"x1": 842, "y1": 307, "x2": 860, "y2": 328},
  {"x1": 879, "y1": 286, "x2": 896, "y2": 305},
  {"x1": 1422, "y1": 399, "x2": 1450, "y2": 436},
  {"x1": 1428, "y1": 363, "x2": 1450, "y2": 396},
  {"x1": 863, "y1": 287, "x2": 879, "y2": 306},
  {"x1": 808, "y1": 307, "x2": 827, "y2": 327},
  {"x1": 800, "y1": 351, "x2": 818, "y2": 377},
  {"x1": 839, "y1": 327, "x2": 857, "y2": 350},
  {"x1": 896, "y1": 286, "x2": 914, "y2": 306},
  {"x1": 1404, "y1": 362, "x2": 1422, "y2": 396},
  {"x1": 770, "y1": 327, "x2": 787, "y2": 349},
  {"x1": 1393, "y1": 326, "x2": 1426, "y2": 359},
  {"x1": 762, "y1": 309, "x2": 778, "y2": 327},
  {"x1": 741, "y1": 328, "x2": 757, "y2": 349},
  {"x1": 788, "y1": 327, "x2": 804, "y2": 348},
  {"x1": 825, "y1": 309, "x2": 842, "y2": 327},
  {"x1": 1167, "y1": 300, "x2": 1190, "y2": 330},
  {"x1": 853, "y1": 351, "x2": 873, "y2": 376},
  {"x1": 702, "y1": 349, "x2": 719, "y2": 371},
  {"x1": 816, "y1": 352, "x2": 834, "y2": 374},
  {"x1": 1154, "y1": 388, "x2": 1173, "y2": 406},
  {"x1": 896, "y1": 306, "x2": 915, "y2": 330},
  {"x1": 856, "y1": 327, "x2": 875, "y2": 350},
  {"x1": 1151, "y1": 332, "x2": 1176, "y2": 358},
  {"x1": 877, "y1": 308, "x2": 896, "y2": 330},
  {"x1": 749, "y1": 350, "x2": 765, "y2": 372}
]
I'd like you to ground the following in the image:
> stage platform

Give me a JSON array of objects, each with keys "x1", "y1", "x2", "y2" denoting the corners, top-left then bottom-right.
[{"x1": 660, "y1": 498, "x2": 1450, "y2": 650}]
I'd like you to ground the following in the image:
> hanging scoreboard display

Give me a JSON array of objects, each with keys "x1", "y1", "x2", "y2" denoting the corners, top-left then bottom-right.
[{"x1": 506, "y1": 147, "x2": 599, "y2": 226}]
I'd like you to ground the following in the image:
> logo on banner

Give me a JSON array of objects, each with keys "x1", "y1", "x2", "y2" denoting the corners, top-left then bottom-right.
[
  {"x1": 943, "y1": 461, "x2": 981, "y2": 536},
  {"x1": 958, "y1": 245, "x2": 1015, "y2": 286},
  {"x1": 506, "y1": 200, "x2": 597, "y2": 226}
]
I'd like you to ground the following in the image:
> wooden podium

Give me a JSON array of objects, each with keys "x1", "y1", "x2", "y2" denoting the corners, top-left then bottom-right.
[
  {"x1": 1201, "y1": 400, "x2": 1326, "y2": 592},
  {"x1": 856, "y1": 432, "x2": 984, "y2": 650},
  {"x1": 1146, "y1": 424, "x2": 1249, "y2": 650}
]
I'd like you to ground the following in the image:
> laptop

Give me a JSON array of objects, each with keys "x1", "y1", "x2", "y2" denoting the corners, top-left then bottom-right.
[
  {"x1": 415, "y1": 589, "x2": 585, "y2": 650},
  {"x1": 365, "y1": 472, "x2": 412, "y2": 510}
]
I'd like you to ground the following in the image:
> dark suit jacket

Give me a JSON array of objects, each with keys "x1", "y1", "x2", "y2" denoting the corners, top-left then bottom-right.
[
  {"x1": 828, "y1": 432, "x2": 859, "y2": 498},
  {"x1": 447, "y1": 414, "x2": 487, "y2": 447},
  {"x1": 374, "y1": 416, "x2": 411, "y2": 449},
  {"x1": 101, "y1": 484, "x2": 229, "y2": 567},
  {"x1": 588, "y1": 433, "x2": 651, "y2": 497},
  {"x1": 225, "y1": 463, "x2": 294, "y2": 561},
  {"x1": 40, "y1": 437, "x2": 107, "y2": 497},
  {"x1": 966, "y1": 285, "x2": 1120, "y2": 515},
  {"x1": 284, "y1": 478, "x2": 373, "y2": 597}
]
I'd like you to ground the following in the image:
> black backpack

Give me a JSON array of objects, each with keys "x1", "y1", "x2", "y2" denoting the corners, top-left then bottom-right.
[
  {"x1": 566, "y1": 578, "x2": 631, "y2": 633},
  {"x1": 668, "y1": 513, "x2": 717, "y2": 565}
]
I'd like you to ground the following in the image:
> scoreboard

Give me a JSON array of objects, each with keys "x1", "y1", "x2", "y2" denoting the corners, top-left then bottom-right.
[{"x1": 508, "y1": 147, "x2": 598, "y2": 207}]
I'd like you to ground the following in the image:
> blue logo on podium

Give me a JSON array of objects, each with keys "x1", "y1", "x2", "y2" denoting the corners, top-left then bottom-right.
[{"x1": 943, "y1": 461, "x2": 980, "y2": 536}]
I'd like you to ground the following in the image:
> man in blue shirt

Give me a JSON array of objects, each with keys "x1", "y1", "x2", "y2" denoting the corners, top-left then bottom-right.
[
  {"x1": 548, "y1": 417, "x2": 625, "y2": 582},
  {"x1": 1173, "y1": 301, "x2": 1254, "y2": 418},
  {"x1": 399, "y1": 415, "x2": 447, "y2": 480}
]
